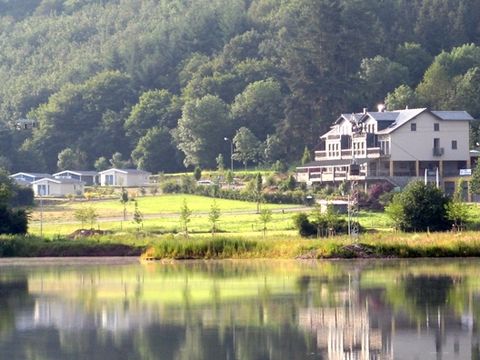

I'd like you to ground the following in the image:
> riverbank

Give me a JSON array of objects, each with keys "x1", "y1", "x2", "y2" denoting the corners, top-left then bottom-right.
[
  {"x1": 143, "y1": 231, "x2": 480, "y2": 260},
  {"x1": 2, "y1": 231, "x2": 480, "y2": 259},
  {"x1": 0, "y1": 235, "x2": 144, "y2": 257}
]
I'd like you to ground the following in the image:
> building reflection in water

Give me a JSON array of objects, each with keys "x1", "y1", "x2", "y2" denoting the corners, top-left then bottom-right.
[{"x1": 2, "y1": 260, "x2": 480, "y2": 359}]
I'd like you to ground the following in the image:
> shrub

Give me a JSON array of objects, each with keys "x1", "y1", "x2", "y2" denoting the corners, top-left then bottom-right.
[
  {"x1": 161, "y1": 180, "x2": 181, "y2": 194},
  {"x1": 0, "y1": 205, "x2": 28, "y2": 235},
  {"x1": 385, "y1": 181, "x2": 451, "y2": 232}
]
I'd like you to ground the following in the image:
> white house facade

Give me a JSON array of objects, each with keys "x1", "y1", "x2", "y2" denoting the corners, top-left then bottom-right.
[
  {"x1": 53, "y1": 170, "x2": 98, "y2": 186},
  {"x1": 31, "y1": 178, "x2": 85, "y2": 197},
  {"x1": 98, "y1": 168, "x2": 151, "y2": 187},
  {"x1": 296, "y1": 108, "x2": 476, "y2": 195}
]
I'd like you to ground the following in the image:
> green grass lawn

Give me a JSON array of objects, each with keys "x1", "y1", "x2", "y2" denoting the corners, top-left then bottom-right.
[{"x1": 29, "y1": 194, "x2": 300, "y2": 237}]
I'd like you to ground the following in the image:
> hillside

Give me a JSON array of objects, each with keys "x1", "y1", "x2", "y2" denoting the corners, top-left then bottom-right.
[{"x1": 1, "y1": 0, "x2": 480, "y2": 173}]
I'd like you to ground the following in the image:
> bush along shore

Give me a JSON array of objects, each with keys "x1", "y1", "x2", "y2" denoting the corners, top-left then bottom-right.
[
  {"x1": 141, "y1": 232, "x2": 480, "y2": 260},
  {"x1": 0, "y1": 235, "x2": 144, "y2": 257}
]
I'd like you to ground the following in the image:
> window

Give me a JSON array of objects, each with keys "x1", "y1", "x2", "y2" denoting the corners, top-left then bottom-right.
[
  {"x1": 452, "y1": 140, "x2": 457, "y2": 150},
  {"x1": 434, "y1": 123, "x2": 440, "y2": 131},
  {"x1": 411, "y1": 123, "x2": 416, "y2": 131}
]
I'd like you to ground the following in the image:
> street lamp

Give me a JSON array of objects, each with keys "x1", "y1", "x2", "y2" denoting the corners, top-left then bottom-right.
[{"x1": 224, "y1": 137, "x2": 233, "y2": 172}]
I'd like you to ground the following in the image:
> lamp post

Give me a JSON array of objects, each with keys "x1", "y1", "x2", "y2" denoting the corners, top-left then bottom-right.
[{"x1": 224, "y1": 137, "x2": 233, "y2": 172}]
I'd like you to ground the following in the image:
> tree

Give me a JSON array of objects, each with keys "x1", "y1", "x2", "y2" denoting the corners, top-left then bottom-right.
[
  {"x1": 57, "y1": 147, "x2": 87, "y2": 170},
  {"x1": 253, "y1": 172, "x2": 263, "y2": 213},
  {"x1": 132, "y1": 200, "x2": 143, "y2": 232},
  {"x1": 311, "y1": 204, "x2": 326, "y2": 238},
  {"x1": 359, "y1": 55, "x2": 410, "y2": 105},
  {"x1": 208, "y1": 200, "x2": 221, "y2": 236},
  {"x1": 216, "y1": 154, "x2": 224, "y2": 173},
  {"x1": 470, "y1": 164, "x2": 480, "y2": 196},
  {"x1": 180, "y1": 198, "x2": 192, "y2": 238},
  {"x1": 384, "y1": 194, "x2": 404, "y2": 232},
  {"x1": 385, "y1": 181, "x2": 451, "y2": 232},
  {"x1": 193, "y1": 166, "x2": 202, "y2": 181},
  {"x1": 394, "y1": 42, "x2": 432, "y2": 84},
  {"x1": 445, "y1": 181, "x2": 469, "y2": 231},
  {"x1": 259, "y1": 207, "x2": 272, "y2": 237},
  {"x1": 131, "y1": 126, "x2": 181, "y2": 173},
  {"x1": 120, "y1": 188, "x2": 129, "y2": 221},
  {"x1": 230, "y1": 78, "x2": 284, "y2": 140},
  {"x1": 94, "y1": 156, "x2": 110, "y2": 172},
  {"x1": 110, "y1": 152, "x2": 130, "y2": 169},
  {"x1": 301, "y1": 146, "x2": 311, "y2": 165},
  {"x1": 233, "y1": 127, "x2": 260, "y2": 170},
  {"x1": 124, "y1": 89, "x2": 182, "y2": 143},
  {"x1": 173, "y1": 95, "x2": 231, "y2": 168},
  {"x1": 225, "y1": 170, "x2": 234, "y2": 188},
  {"x1": 385, "y1": 85, "x2": 419, "y2": 111}
]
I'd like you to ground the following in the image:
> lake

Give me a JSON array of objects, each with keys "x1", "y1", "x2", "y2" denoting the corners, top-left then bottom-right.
[{"x1": 0, "y1": 257, "x2": 478, "y2": 359}]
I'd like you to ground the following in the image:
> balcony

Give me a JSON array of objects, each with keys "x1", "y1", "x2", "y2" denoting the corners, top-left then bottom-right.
[{"x1": 432, "y1": 147, "x2": 444, "y2": 157}]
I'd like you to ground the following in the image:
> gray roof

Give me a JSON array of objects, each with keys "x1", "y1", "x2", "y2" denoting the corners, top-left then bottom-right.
[
  {"x1": 32, "y1": 178, "x2": 84, "y2": 185},
  {"x1": 366, "y1": 111, "x2": 399, "y2": 121},
  {"x1": 98, "y1": 168, "x2": 151, "y2": 175},
  {"x1": 10, "y1": 172, "x2": 52, "y2": 178},
  {"x1": 431, "y1": 111, "x2": 474, "y2": 121},
  {"x1": 376, "y1": 108, "x2": 427, "y2": 134},
  {"x1": 53, "y1": 170, "x2": 98, "y2": 176}
]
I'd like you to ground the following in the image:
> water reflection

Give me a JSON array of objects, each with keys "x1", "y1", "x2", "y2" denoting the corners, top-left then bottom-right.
[{"x1": 0, "y1": 259, "x2": 480, "y2": 359}]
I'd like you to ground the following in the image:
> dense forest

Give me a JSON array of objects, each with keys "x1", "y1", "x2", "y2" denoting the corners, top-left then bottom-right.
[{"x1": 1, "y1": 0, "x2": 480, "y2": 173}]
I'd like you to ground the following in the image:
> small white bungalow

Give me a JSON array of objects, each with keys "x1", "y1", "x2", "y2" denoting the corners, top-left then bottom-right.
[
  {"x1": 98, "y1": 168, "x2": 151, "y2": 187},
  {"x1": 53, "y1": 170, "x2": 98, "y2": 186},
  {"x1": 32, "y1": 178, "x2": 85, "y2": 197},
  {"x1": 10, "y1": 172, "x2": 52, "y2": 184}
]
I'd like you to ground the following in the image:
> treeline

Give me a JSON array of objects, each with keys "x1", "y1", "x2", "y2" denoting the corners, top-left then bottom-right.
[{"x1": 1, "y1": 0, "x2": 480, "y2": 173}]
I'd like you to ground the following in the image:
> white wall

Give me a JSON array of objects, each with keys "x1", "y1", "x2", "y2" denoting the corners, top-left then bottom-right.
[
  {"x1": 390, "y1": 112, "x2": 470, "y2": 161},
  {"x1": 33, "y1": 181, "x2": 84, "y2": 197}
]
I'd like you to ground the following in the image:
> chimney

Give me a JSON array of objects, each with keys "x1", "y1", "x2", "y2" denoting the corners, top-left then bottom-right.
[
  {"x1": 377, "y1": 104, "x2": 385, "y2": 112},
  {"x1": 363, "y1": 107, "x2": 367, "y2": 114}
]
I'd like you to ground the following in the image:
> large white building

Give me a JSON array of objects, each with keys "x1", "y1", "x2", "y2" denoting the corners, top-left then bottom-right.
[{"x1": 296, "y1": 108, "x2": 477, "y2": 195}]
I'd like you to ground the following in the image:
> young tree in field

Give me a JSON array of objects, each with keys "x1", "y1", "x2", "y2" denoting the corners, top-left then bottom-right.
[
  {"x1": 180, "y1": 199, "x2": 192, "y2": 238},
  {"x1": 208, "y1": 200, "x2": 221, "y2": 236},
  {"x1": 259, "y1": 208, "x2": 272, "y2": 237},
  {"x1": 446, "y1": 181, "x2": 469, "y2": 231},
  {"x1": 216, "y1": 154, "x2": 224, "y2": 173},
  {"x1": 85, "y1": 206, "x2": 98, "y2": 229},
  {"x1": 254, "y1": 172, "x2": 263, "y2": 213},
  {"x1": 120, "y1": 188, "x2": 129, "y2": 221},
  {"x1": 384, "y1": 194, "x2": 404, "y2": 232},
  {"x1": 74, "y1": 208, "x2": 88, "y2": 228},
  {"x1": 226, "y1": 170, "x2": 234, "y2": 188},
  {"x1": 311, "y1": 204, "x2": 326, "y2": 238},
  {"x1": 470, "y1": 164, "x2": 480, "y2": 196},
  {"x1": 132, "y1": 201, "x2": 143, "y2": 232}
]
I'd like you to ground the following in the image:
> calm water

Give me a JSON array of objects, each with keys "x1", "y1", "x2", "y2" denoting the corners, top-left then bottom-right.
[{"x1": 0, "y1": 258, "x2": 479, "y2": 360}]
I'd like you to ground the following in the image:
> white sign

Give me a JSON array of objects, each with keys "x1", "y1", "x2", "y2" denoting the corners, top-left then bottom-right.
[{"x1": 460, "y1": 169, "x2": 472, "y2": 176}]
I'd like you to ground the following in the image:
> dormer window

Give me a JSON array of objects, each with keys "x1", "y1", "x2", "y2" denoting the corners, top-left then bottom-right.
[
  {"x1": 434, "y1": 123, "x2": 440, "y2": 131},
  {"x1": 411, "y1": 123, "x2": 416, "y2": 131}
]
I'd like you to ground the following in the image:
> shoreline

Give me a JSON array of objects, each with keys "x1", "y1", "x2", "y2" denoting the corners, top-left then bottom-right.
[{"x1": 2, "y1": 231, "x2": 480, "y2": 259}]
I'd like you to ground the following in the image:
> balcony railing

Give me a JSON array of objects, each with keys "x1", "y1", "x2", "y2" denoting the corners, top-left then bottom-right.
[
  {"x1": 314, "y1": 147, "x2": 388, "y2": 159},
  {"x1": 433, "y1": 147, "x2": 444, "y2": 157}
]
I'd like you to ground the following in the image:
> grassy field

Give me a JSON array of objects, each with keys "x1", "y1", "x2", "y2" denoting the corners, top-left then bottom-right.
[
  {"x1": 27, "y1": 192, "x2": 480, "y2": 243},
  {"x1": 28, "y1": 194, "x2": 301, "y2": 237}
]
